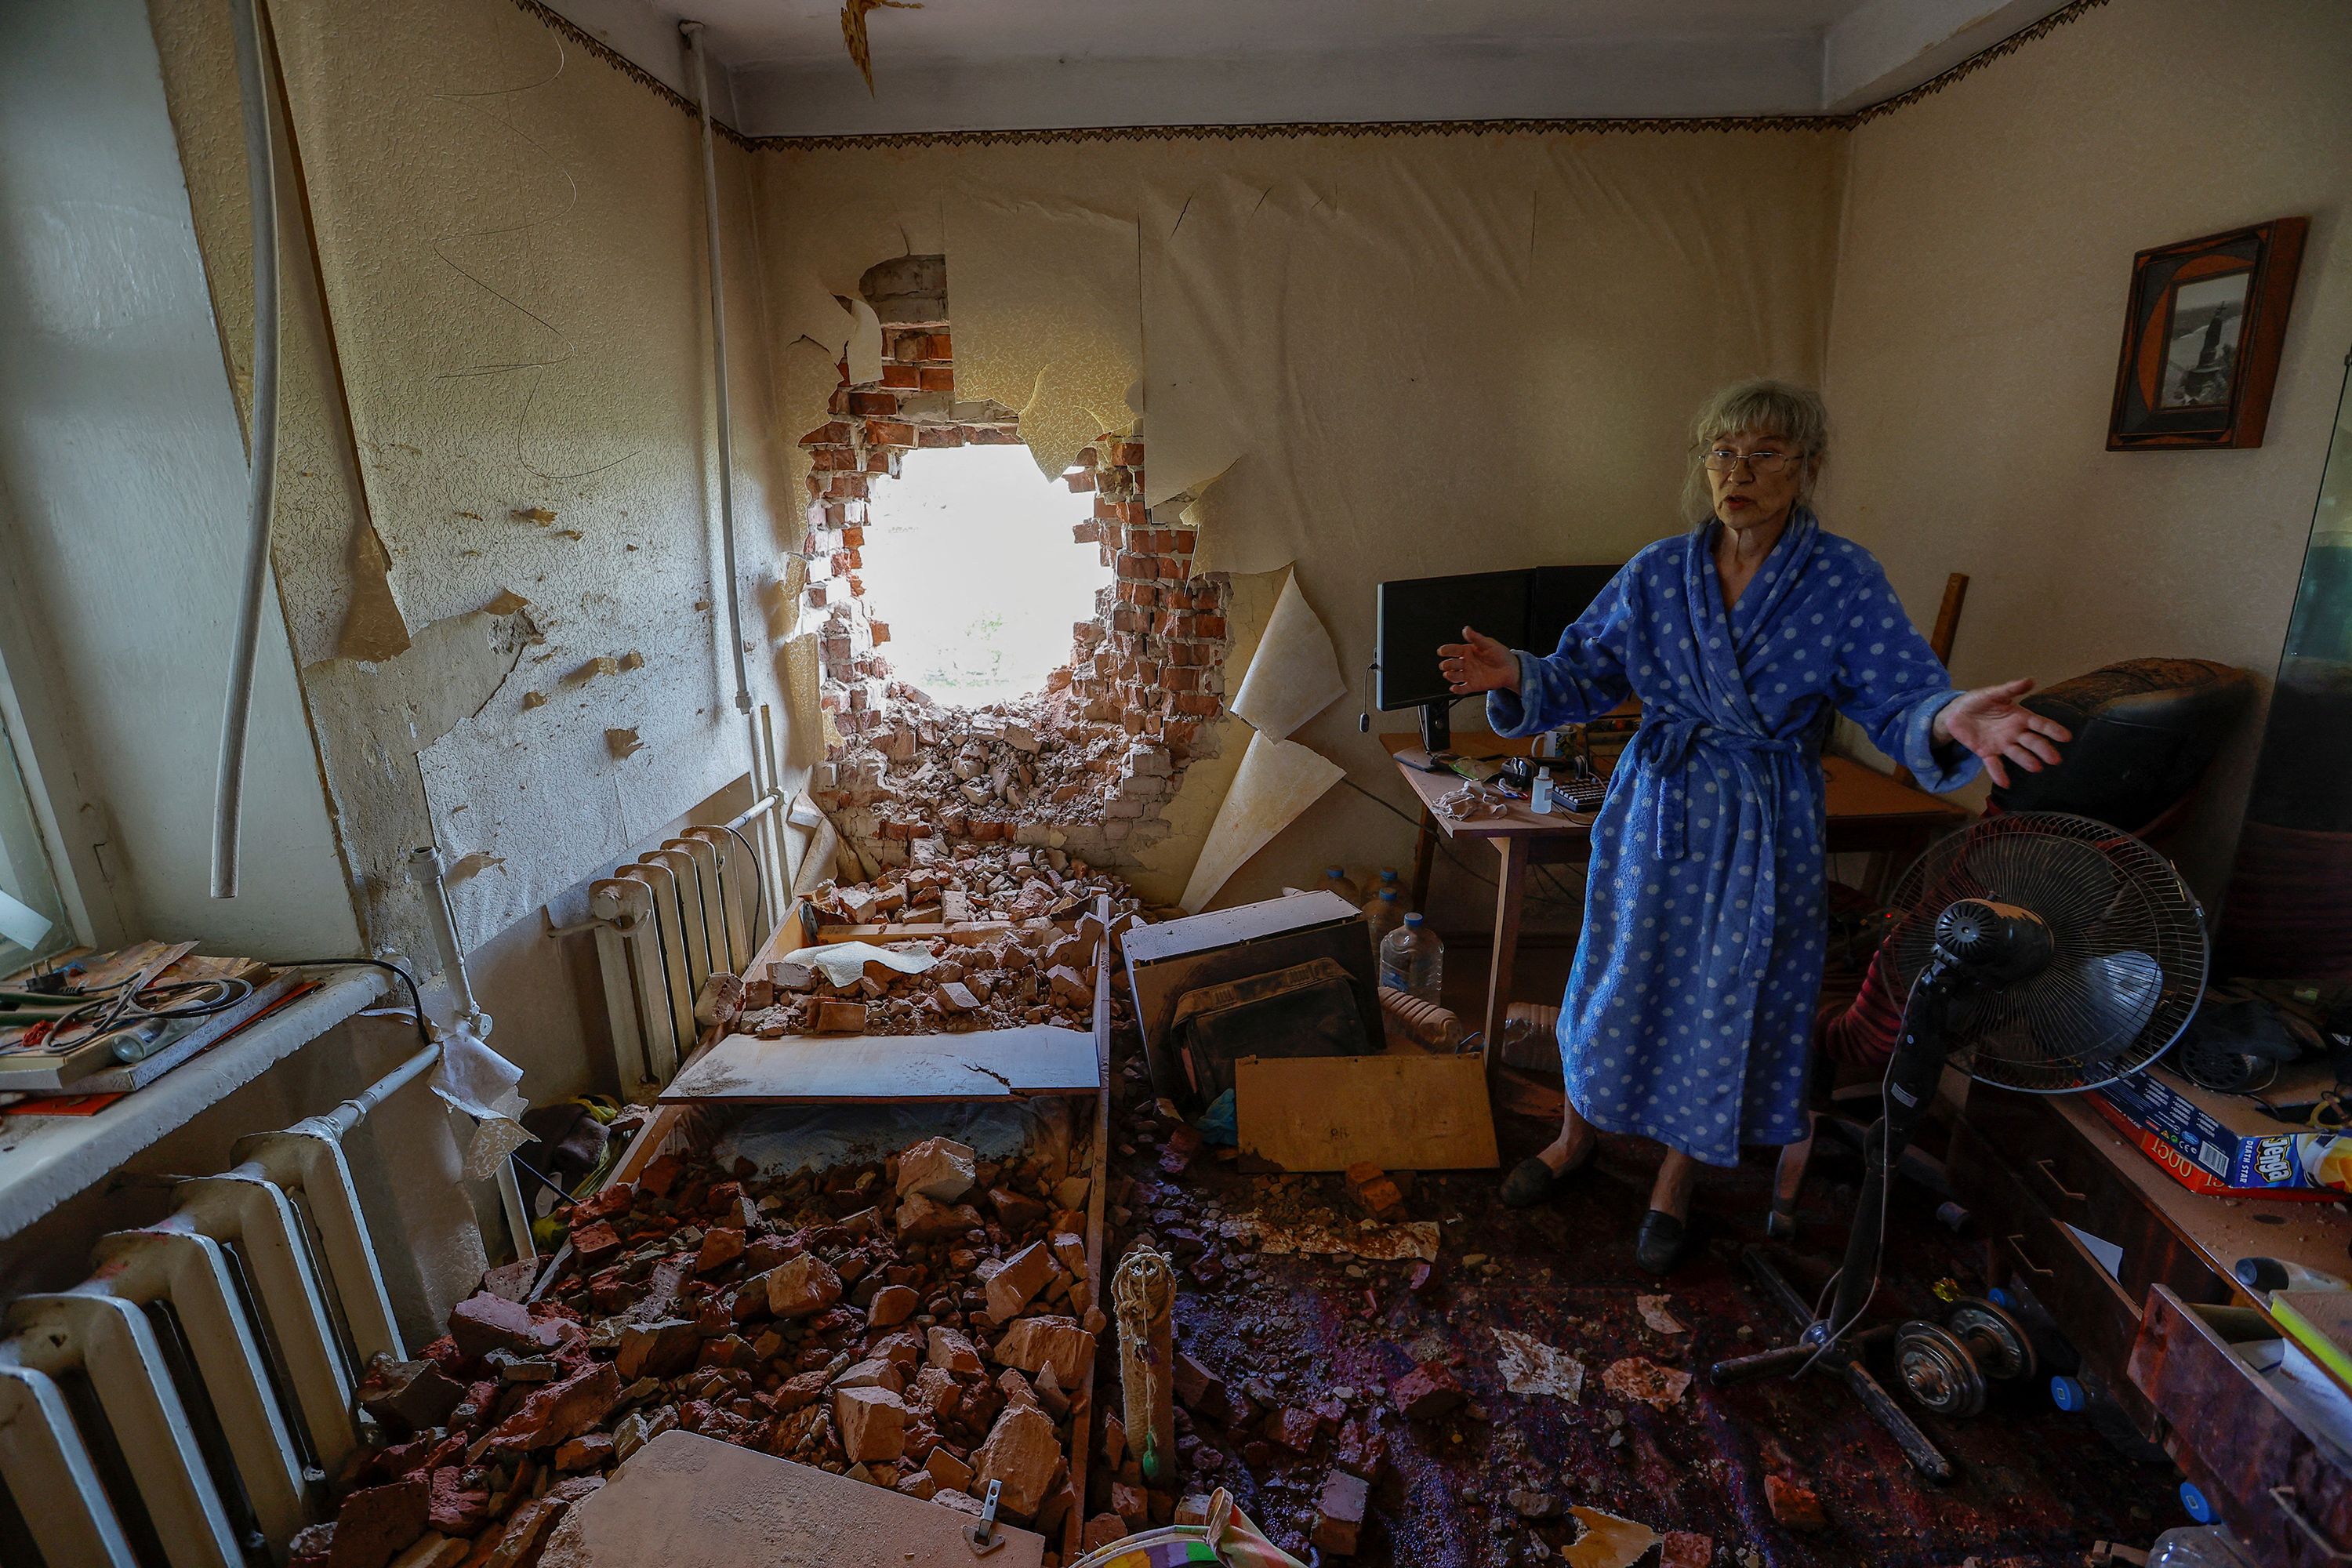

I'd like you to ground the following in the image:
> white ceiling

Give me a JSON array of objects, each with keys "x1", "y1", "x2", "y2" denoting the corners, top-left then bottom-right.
[{"x1": 544, "y1": 0, "x2": 2080, "y2": 138}]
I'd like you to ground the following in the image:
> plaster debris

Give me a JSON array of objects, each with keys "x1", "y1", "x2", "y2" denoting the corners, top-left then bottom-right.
[
  {"x1": 1490, "y1": 1327, "x2": 1584, "y2": 1402},
  {"x1": 1635, "y1": 1294, "x2": 1687, "y2": 1336},
  {"x1": 1599, "y1": 1356, "x2": 1692, "y2": 1410},
  {"x1": 483, "y1": 589, "x2": 530, "y2": 615},
  {"x1": 521, "y1": 691, "x2": 547, "y2": 709},
  {"x1": 604, "y1": 728, "x2": 644, "y2": 759},
  {"x1": 1562, "y1": 1506, "x2": 1663, "y2": 1568},
  {"x1": 512, "y1": 506, "x2": 557, "y2": 524}
]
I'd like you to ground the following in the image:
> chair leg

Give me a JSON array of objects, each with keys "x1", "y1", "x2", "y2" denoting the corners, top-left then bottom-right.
[{"x1": 1767, "y1": 1112, "x2": 1817, "y2": 1241}]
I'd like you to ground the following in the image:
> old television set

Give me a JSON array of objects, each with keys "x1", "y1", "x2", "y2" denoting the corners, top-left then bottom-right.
[{"x1": 1374, "y1": 564, "x2": 1619, "y2": 752}]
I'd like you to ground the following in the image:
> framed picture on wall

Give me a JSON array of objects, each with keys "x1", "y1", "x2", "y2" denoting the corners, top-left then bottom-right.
[{"x1": 2107, "y1": 216, "x2": 2307, "y2": 450}]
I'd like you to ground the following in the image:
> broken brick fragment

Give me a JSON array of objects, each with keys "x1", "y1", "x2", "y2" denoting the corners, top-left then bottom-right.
[
  {"x1": 1389, "y1": 1362, "x2": 1465, "y2": 1421},
  {"x1": 975, "y1": 1402, "x2": 1062, "y2": 1519},
  {"x1": 866, "y1": 1283, "x2": 920, "y2": 1327},
  {"x1": 355, "y1": 1355, "x2": 465, "y2": 1436},
  {"x1": 764, "y1": 1253, "x2": 844, "y2": 1319},
  {"x1": 896, "y1": 1137, "x2": 977, "y2": 1202},
  {"x1": 982, "y1": 1240, "x2": 1056, "y2": 1320},
  {"x1": 695, "y1": 1226, "x2": 746, "y2": 1276},
  {"x1": 327, "y1": 1476, "x2": 427, "y2": 1568},
  {"x1": 993, "y1": 1315, "x2": 1096, "y2": 1388},
  {"x1": 448, "y1": 1293, "x2": 566, "y2": 1363},
  {"x1": 483, "y1": 1363, "x2": 621, "y2": 1455},
  {"x1": 835, "y1": 1386, "x2": 909, "y2": 1464},
  {"x1": 569, "y1": 1222, "x2": 623, "y2": 1269},
  {"x1": 615, "y1": 1317, "x2": 700, "y2": 1381},
  {"x1": 1262, "y1": 1406, "x2": 1321, "y2": 1454},
  {"x1": 1766, "y1": 1475, "x2": 1826, "y2": 1531},
  {"x1": 896, "y1": 1192, "x2": 983, "y2": 1244},
  {"x1": 986, "y1": 1185, "x2": 1047, "y2": 1232},
  {"x1": 1313, "y1": 1468, "x2": 1371, "y2": 1556},
  {"x1": 1663, "y1": 1531, "x2": 1715, "y2": 1567}
]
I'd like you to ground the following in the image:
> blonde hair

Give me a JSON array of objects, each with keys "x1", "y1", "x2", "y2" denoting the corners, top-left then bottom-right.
[{"x1": 1683, "y1": 378, "x2": 1828, "y2": 523}]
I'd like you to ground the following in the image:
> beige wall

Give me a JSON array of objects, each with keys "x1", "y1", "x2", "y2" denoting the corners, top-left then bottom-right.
[
  {"x1": 751, "y1": 131, "x2": 1847, "y2": 920},
  {"x1": 145, "y1": 0, "x2": 800, "y2": 1096},
  {"x1": 1822, "y1": 0, "x2": 2352, "y2": 899}
]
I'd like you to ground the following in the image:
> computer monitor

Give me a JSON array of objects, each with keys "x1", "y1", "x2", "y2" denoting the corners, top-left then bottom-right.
[{"x1": 1374, "y1": 564, "x2": 1620, "y2": 750}]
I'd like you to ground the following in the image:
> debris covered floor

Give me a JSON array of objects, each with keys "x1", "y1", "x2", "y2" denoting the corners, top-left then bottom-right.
[
  {"x1": 318, "y1": 934, "x2": 2186, "y2": 1568},
  {"x1": 1109, "y1": 1000, "x2": 2189, "y2": 1566}
]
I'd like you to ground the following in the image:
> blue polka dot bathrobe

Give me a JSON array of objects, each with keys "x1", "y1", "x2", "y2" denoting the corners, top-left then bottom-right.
[{"x1": 1487, "y1": 509, "x2": 1979, "y2": 1167}]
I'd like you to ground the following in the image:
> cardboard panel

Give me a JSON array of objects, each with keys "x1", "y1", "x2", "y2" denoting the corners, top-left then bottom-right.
[
  {"x1": 546, "y1": 1430, "x2": 1046, "y2": 1567},
  {"x1": 1236, "y1": 1052, "x2": 1499, "y2": 1172}
]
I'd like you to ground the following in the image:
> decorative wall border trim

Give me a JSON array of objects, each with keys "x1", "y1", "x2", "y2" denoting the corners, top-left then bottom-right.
[{"x1": 507, "y1": 0, "x2": 2110, "y2": 151}]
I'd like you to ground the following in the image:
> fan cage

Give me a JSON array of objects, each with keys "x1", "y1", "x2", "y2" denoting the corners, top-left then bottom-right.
[{"x1": 1884, "y1": 811, "x2": 2207, "y2": 1094}]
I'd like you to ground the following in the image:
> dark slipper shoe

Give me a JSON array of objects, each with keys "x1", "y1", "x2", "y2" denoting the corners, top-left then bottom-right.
[
  {"x1": 1634, "y1": 1210, "x2": 1688, "y2": 1275},
  {"x1": 1499, "y1": 1145, "x2": 1592, "y2": 1208}
]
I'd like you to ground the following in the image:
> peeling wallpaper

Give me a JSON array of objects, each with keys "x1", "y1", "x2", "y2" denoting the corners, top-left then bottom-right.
[
  {"x1": 149, "y1": 0, "x2": 796, "y2": 960},
  {"x1": 751, "y1": 132, "x2": 1847, "y2": 915}
]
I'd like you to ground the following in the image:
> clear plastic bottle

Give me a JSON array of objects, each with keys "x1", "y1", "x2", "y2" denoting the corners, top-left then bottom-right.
[
  {"x1": 1379, "y1": 913, "x2": 1444, "y2": 1006},
  {"x1": 2147, "y1": 1526, "x2": 2258, "y2": 1567},
  {"x1": 1363, "y1": 887, "x2": 1405, "y2": 947},
  {"x1": 1323, "y1": 866, "x2": 1362, "y2": 906}
]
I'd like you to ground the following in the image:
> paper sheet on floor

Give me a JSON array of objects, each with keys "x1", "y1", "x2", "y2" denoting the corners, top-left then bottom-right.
[
  {"x1": 1492, "y1": 1327, "x2": 1585, "y2": 1401},
  {"x1": 1600, "y1": 1356, "x2": 1691, "y2": 1410},
  {"x1": 1229, "y1": 570, "x2": 1346, "y2": 740},
  {"x1": 777, "y1": 941, "x2": 939, "y2": 989},
  {"x1": 1178, "y1": 729, "x2": 1345, "y2": 913}
]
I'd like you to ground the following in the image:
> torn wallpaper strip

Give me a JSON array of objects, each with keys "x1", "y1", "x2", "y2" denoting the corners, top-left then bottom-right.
[
  {"x1": 946, "y1": 190, "x2": 1142, "y2": 480},
  {"x1": 1229, "y1": 569, "x2": 1346, "y2": 740},
  {"x1": 1178, "y1": 728, "x2": 1345, "y2": 913}
]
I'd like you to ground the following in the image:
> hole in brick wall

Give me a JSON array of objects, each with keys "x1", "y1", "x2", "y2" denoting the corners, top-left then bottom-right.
[{"x1": 858, "y1": 443, "x2": 1107, "y2": 706}]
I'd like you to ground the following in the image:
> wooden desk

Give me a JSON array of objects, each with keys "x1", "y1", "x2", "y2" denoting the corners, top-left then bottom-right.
[{"x1": 1380, "y1": 728, "x2": 1967, "y2": 1067}]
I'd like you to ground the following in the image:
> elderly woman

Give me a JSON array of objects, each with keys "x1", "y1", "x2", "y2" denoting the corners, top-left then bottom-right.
[{"x1": 1438, "y1": 379, "x2": 2067, "y2": 1274}]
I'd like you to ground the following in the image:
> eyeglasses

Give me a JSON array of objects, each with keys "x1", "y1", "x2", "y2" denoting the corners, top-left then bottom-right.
[{"x1": 1704, "y1": 448, "x2": 1801, "y2": 475}]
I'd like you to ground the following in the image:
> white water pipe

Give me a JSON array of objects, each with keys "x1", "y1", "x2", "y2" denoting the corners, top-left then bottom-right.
[
  {"x1": 681, "y1": 23, "x2": 757, "y2": 761},
  {"x1": 209, "y1": 0, "x2": 280, "y2": 900}
]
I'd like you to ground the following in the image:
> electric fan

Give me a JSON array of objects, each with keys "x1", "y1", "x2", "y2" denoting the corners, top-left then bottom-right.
[{"x1": 1710, "y1": 812, "x2": 2208, "y2": 1482}]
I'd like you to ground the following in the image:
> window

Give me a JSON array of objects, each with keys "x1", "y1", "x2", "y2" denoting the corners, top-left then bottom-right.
[
  {"x1": 0, "y1": 707, "x2": 69, "y2": 970},
  {"x1": 857, "y1": 443, "x2": 1106, "y2": 706}
]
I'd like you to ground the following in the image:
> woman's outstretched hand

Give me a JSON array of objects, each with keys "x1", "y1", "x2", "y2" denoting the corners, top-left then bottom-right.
[
  {"x1": 1437, "y1": 626, "x2": 1520, "y2": 695},
  {"x1": 1934, "y1": 677, "x2": 2072, "y2": 789}
]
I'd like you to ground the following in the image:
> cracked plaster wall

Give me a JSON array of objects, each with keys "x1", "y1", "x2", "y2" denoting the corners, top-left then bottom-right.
[
  {"x1": 0, "y1": 0, "x2": 359, "y2": 959},
  {"x1": 144, "y1": 0, "x2": 797, "y2": 1095}
]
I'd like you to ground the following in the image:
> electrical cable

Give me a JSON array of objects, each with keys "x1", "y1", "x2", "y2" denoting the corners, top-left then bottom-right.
[
  {"x1": 279, "y1": 957, "x2": 433, "y2": 1050},
  {"x1": 1794, "y1": 990, "x2": 1906, "y2": 1376}
]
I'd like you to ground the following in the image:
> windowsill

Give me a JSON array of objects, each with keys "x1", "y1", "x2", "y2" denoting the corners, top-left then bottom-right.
[{"x1": 0, "y1": 966, "x2": 389, "y2": 1239}]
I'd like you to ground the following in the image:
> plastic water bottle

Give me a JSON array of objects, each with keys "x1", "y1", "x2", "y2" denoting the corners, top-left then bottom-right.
[
  {"x1": 1379, "y1": 913, "x2": 1444, "y2": 1006},
  {"x1": 1363, "y1": 887, "x2": 1405, "y2": 947},
  {"x1": 1323, "y1": 866, "x2": 1362, "y2": 906},
  {"x1": 2147, "y1": 1526, "x2": 2258, "y2": 1567}
]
